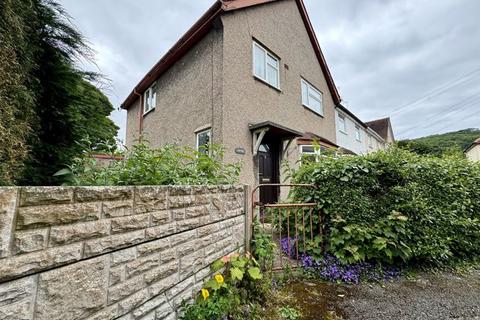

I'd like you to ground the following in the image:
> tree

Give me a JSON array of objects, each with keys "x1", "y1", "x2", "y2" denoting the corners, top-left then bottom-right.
[
  {"x1": 0, "y1": 0, "x2": 38, "y2": 185},
  {"x1": 0, "y1": 0, "x2": 118, "y2": 185},
  {"x1": 398, "y1": 128, "x2": 480, "y2": 157}
]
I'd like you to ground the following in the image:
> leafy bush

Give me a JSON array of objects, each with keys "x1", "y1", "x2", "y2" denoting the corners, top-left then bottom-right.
[
  {"x1": 181, "y1": 252, "x2": 268, "y2": 320},
  {"x1": 289, "y1": 147, "x2": 480, "y2": 266},
  {"x1": 251, "y1": 219, "x2": 276, "y2": 270},
  {"x1": 55, "y1": 142, "x2": 241, "y2": 186}
]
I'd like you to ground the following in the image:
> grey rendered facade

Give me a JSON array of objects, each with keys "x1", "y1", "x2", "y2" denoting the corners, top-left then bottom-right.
[{"x1": 124, "y1": 0, "x2": 341, "y2": 202}]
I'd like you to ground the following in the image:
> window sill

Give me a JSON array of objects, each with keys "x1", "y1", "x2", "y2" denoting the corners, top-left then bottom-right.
[
  {"x1": 339, "y1": 130, "x2": 348, "y2": 135},
  {"x1": 253, "y1": 76, "x2": 282, "y2": 93},
  {"x1": 143, "y1": 107, "x2": 155, "y2": 117},
  {"x1": 302, "y1": 105, "x2": 324, "y2": 118}
]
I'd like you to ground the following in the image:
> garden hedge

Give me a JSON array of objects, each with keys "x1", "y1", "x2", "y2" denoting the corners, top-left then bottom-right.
[{"x1": 289, "y1": 148, "x2": 480, "y2": 266}]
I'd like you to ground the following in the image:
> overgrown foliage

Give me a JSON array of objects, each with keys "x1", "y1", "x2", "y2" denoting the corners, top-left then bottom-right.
[
  {"x1": 398, "y1": 128, "x2": 480, "y2": 156},
  {"x1": 181, "y1": 252, "x2": 269, "y2": 320},
  {"x1": 289, "y1": 148, "x2": 480, "y2": 266},
  {"x1": 251, "y1": 219, "x2": 276, "y2": 270},
  {"x1": 0, "y1": 0, "x2": 118, "y2": 185},
  {"x1": 0, "y1": 0, "x2": 38, "y2": 184},
  {"x1": 55, "y1": 142, "x2": 241, "y2": 186}
]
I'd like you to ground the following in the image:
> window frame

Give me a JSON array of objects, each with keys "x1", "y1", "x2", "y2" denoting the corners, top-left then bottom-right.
[
  {"x1": 143, "y1": 82, "x2": 157, "y2": 115},
  {"x1": 252, "y1": 41, "x2": 280, "y2": 89},
  {"x1": 300, "y1": 144, "x2": 326, "y2": 163},
  {"x1": 338, "y1": 113, "x2": 347, "y2": 134},
  {"x1": 301, "y1": 79, "x2": 324, "y2": 116},
  {"x1": 196, "y1": 128, "x2": 211, "y2": 154},
  {"x1": 355, "y1": 125, "x2": 362, "y2": 142}
]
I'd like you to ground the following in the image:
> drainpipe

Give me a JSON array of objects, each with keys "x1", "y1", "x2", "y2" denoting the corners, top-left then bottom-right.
[{"x1": 133, "y1": 89, "x2": 143, "y2": 143}]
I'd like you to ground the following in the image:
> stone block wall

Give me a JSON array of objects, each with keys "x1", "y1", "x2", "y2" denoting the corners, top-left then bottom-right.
[{"x1": 0, "y1": 185, "x2": 246, "y2": 320}]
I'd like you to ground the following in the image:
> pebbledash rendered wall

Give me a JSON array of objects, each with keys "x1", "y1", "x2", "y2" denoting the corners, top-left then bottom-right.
[{"x1": 0, "y1": 185, "x2": 247, "y2": 320}]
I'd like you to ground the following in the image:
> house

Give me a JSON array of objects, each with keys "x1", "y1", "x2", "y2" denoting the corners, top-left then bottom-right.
[
  {"x1": 122, "y1": 0, "x2": 391, "y2": 204},
  {"x1": 464, "y1": 138, "x2": 480, "y2": 162},
  {"x1": 91, "y1": 153, "x2": 124, "y2": 167},
  {"x1": 335, "y1": 105, "x2": 392, "y2": 155},
  {"x1": 122, "y1": 0, "x2": 344, "y2": 204},
  {"x1": 365, "y1": 117, "x2": 395, "y2": 144}
]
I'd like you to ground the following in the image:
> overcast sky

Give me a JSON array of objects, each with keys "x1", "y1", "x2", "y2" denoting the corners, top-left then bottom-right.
[{"x1": 60, "y1": 0, "x2": 480, "y2": 142}]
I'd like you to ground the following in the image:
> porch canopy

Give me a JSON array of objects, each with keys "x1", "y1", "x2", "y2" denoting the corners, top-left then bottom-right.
[{"x1": 249, "y1": 121, "x2": 302, "y2": 156}]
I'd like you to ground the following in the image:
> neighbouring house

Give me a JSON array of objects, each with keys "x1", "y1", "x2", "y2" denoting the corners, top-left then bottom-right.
[
  {"x1": 335, "y1": 105, "x2": 393, "y2": 155},
  {"x1": 365, "y1": 117, "x2": 395, "y2": 144},
  {"x1": 464, "y1": 138, "x2": 480, "y2": 162},
  {"x1": 121, "y1": 0, "x2": 389, "y2": 204},
  {"x1": 91, "y1": 153, "x2": 124, "y2": 167}
]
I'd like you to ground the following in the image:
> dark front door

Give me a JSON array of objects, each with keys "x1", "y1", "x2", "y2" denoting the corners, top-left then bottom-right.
[{"x1": 258, "y1": 142, "x2": 280, "y2": 204}]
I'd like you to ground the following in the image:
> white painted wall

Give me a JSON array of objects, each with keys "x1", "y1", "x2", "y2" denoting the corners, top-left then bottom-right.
[
  {"x1": 335, "y1": 109, "x2": 386, "y2": 155},
  {"x1": 466, "y1": 144, "x2": 480, "y2": 162}
]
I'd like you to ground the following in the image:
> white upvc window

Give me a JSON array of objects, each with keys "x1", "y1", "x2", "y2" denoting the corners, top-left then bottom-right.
[
  {"x1": 368, "y1": 134, "x2": 373, "y2": 147},
  {"x1": 300, "y1": 145, "x2": 326, "y2": 163},
  {"x1": 338, "y1": 113, "x2": 347, "y2": 133},
  {"x1": 253, "y1": 41, "x2": 280, "y2": 89},
  {"x1": 196, "y1": 128, "x2": 211, "y2": 154},
  {"x1": 301, "y1": 79, "x2": 323, "y2": 116},
  {"x1": 355, "y1": 125, "x2": 362, "y2": 142},
  {"x1": 143, "y1": 82, "x2": 157, "y2": 115}
]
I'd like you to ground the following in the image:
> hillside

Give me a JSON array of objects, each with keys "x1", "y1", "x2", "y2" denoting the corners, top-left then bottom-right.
[{"x1": 398, "y1": 128, "x2": 480, "y2": 156}]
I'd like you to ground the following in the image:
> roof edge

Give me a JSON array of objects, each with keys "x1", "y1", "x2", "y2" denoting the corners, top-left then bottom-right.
[
  {"x1": 121, "y1": 1, "x2": 223, "y2": 109},
  {"x1": 464, "y1": 137, "x2": 480, "y2": 153},
  {"x1": 336, "y1": 104, "x2": 368, "y2": 129},
  {"x1": 121, "y1": 0, "x2": 342, "y2": 109},
  {"x1": 295, "y1": 0, "x2": 341, "y2": 105}
]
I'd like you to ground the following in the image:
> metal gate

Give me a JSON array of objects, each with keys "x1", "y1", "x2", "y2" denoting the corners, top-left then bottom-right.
[{"x1": 251, "y1": 183, "x2": 321, "y2": 271}]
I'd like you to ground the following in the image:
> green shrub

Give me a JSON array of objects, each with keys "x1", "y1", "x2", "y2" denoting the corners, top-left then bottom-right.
[
  {"x1": 289, "y1": 147, "x2": 480, "y2": 266},
  {"x1": 55, "y1": 142, "x2": 241, "y2": 186},
  {"x1": 251, "y1": 218, "x2": 277, "y2": 270}
]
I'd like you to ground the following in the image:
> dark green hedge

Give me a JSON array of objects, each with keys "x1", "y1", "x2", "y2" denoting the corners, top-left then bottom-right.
[{"x1": 290, "y1": 148, "x2": 480, "y2": 265}]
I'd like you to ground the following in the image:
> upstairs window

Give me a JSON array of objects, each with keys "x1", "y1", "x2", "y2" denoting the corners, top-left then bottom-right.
[
  {"x1": 355, "y1": 125, "x2": 362, "y2": 141},
  {"x1": 143, "y1": 82, "x2": 157, "y2": 115},
  {"x1": 196, "y1": 129, "x2": 211, "y2": 154},
  {"x1": 253, "y1": 41, "x2": 279, "y2": 89},
  {"x1": 368, "y1": 134, "x2": 373, "y2": 147},
  {"x1": 338, "y1": 113, "x2": 347, "y2": 133},
  {"x1": 301, "y1": 79, "x2": 323, "y2": 116}
]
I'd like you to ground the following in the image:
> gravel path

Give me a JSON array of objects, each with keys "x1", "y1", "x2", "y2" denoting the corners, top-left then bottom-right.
[{"x1": 274, "y1": 270, "x2": 480, "y2": 320}]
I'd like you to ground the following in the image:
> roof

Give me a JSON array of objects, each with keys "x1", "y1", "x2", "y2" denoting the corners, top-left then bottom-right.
[
  {"x1": 337, "y1": 147, "x2": 357, "y2": 155},
  {"x1": 464, "y1": 137, "x2": 480, "y2": 153},
  {"x1": 336, "y1": 104, "x2": 367, "y2": 129},
  {"x1": 91, "y1": 154, "x2": 124, "y2": 161},
  {"x1": 120, "y1": 0, "x2": 341, "y2": 109},
  {"x1": 249, "y1": 121, "x2": 303, "y2": 140},
  {"x1": 336, "y1": 105, "x2": 387, "y2": 142},
  {"x1": 298, "y1": 132, "x2": 338, "y2": 147},
  {"x1": 365, "y1": 117, "x2": 394, "y2": 141}
]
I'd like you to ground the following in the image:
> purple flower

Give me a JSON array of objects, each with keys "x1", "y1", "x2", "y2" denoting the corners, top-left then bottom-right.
[
  {"x1": 280, "y1": 237, "x2": 297, "y2": 258},
  {"x1": 296, "y1": 253, "x2": 401, "y2": 284}
]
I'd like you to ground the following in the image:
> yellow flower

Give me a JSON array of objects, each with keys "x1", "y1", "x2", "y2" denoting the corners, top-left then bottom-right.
[
  {"x1": 215, "y1": 274, "x2": 224, "y2": 284},
  {"x1": 201, "y1": 288, "x2": 209, "y2": 300}
]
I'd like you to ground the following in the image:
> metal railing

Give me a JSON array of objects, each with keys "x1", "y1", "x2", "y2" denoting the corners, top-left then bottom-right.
[{"x1": 251, "y1": 184, "x2": 320, "y2": 271}]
